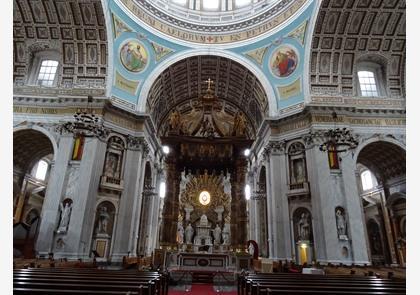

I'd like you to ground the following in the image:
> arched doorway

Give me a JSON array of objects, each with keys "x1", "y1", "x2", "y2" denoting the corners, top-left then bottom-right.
[
  {"x1": 13, "y1": 128, "x2": 55, "y2": 258},
  {"x1": 356, "y1": 140, "x2": 405, "y2": 266},
  {"x1": 147, "y1": 55, "x2": 268, "y2": 252}
]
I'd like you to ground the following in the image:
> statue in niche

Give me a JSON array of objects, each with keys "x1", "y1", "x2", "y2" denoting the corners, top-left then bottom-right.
[
  {"x1": 168, "y1": 109, "x2": 181, "y2": 131},
  {"x1": 185, "y1": 223, "x2": 194, "y2": 244},
  {"x1": 98, "y1": 206, "x2": 110, "y2": 234},
  {"x1": 58, "y1": 201, "x2": 73, "y2": 233},
  {"x1": 104, "y1": 153, "x2": 118, "y2": 178},
  {"x1": 336, "y1": 209, "x2": 347, "y2": 238},
  {"x1": 232, "y1": 111, "x2": 247, "y2": 136},
  {"x1": 213, "y1": 224, "x2": 222, "y2": 245},
  {"x1": 177, "y1": 222, "x2": 184, "y2": 244},
  {"x1": 297, "y1": 212, "x2": 310, "y2": 240}
]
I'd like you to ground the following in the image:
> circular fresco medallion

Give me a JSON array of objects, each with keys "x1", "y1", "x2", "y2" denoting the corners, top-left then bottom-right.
[
  {"x1": 270, "y1": 45, "x2": 298, "y2": 78},
  {"x1": 120, "y1": 40, "x2": 148, "y2": 72},
  {"x1": 199, "y1": 191, "x2": 211, "y2": 206}
]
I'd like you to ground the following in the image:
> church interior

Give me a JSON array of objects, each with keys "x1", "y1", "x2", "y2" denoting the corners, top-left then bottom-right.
[{"x1": 11, "y1": 0, "x2": 407, "y2": 294}]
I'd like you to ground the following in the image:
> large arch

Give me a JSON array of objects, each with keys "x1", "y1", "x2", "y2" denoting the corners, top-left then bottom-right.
[
  {"x1": 355, "y1": 139, "x2": 405, "y2": 266},
  {"x1": 137, "y1": 49, "x2": 277, "y2": 117},
  {"x1": 13, "y1": 127, "x2": 56, "y2": 258}
]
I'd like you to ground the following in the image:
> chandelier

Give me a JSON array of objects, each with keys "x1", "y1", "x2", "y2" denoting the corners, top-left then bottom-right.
[
  {"x1": 59, "y1": 96, "x2": 107, "y2": 138},
  {"x1": 319, "y1": 112, "x2": 359, "y2": 154}
]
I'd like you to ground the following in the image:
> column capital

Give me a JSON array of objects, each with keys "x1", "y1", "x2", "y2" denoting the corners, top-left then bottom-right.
[{"x1": 262, "y1": 140, "x2": 286, "y2": 159}]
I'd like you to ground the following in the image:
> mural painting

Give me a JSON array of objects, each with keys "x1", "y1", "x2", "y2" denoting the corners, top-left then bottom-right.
[
  {"x1": 120, "y1": 40, "x2": 148, "y2": 73},
  {"x1": 270, "y1": 45, "x2": 298, "y2": 78}
]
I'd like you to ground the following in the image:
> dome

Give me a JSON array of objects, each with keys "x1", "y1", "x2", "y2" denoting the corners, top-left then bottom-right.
[{"x1": 145, "y1": 0, "x2": 278, "y2": 24}]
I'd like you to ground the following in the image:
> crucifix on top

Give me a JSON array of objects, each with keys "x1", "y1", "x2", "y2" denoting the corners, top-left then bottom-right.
[{"x1": 204, "y1": 78, "x2": 214, "y2": 92}]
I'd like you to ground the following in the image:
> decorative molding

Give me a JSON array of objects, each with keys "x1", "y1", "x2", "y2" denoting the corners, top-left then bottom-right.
[{"x1": 119, "y1": 0, "x2": 308, "y2": 44}]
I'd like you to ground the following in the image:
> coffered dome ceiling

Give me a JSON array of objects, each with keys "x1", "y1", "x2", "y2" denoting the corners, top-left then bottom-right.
[
  {"x1": 146, "y1": 56, "x2": 269, "y2": 139},
  {"x1": 310, "y1": 0, "x2": 405, "y2": 97},
  {"x1": 13, "y1": 0, "x2": 108, "y2": 89}
]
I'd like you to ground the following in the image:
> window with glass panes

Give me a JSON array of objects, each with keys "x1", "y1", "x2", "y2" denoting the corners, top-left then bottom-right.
[
  {"x1": 37, "y1": 60, "x2": 58, "y2": 86},
  {"x1": 357, "y1": 70, "x2": 379, "y2": 97}
]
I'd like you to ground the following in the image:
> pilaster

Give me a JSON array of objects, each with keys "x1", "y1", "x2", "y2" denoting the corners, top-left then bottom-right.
[
  {"x1": 36, "y1": 134, "x2": 74, "y2": 256},
  {"x1": 111, "y1": 142, "x2": 144, "y2": 261}
]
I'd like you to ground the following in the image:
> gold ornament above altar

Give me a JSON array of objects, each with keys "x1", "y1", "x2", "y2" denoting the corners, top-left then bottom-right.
[{"x1": 179, "y1": 170, "x2": 231, "y2": 224}]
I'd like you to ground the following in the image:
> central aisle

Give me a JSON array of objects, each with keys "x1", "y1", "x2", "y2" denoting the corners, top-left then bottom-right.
[{"x1": 168, "y1": 283, "x2": 237, "y2": 295}]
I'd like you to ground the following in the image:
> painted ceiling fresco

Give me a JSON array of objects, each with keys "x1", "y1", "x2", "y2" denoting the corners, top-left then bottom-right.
[{"x1": 108, "y1": 0, "x2": 317, "y2": 117}]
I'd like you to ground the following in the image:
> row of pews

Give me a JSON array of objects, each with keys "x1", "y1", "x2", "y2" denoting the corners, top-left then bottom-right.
[
  {"x1": 13, "y1": 267, "x2": 168, "y2": 295},
  {"x1": 238, "y1": 272, "x2": 406, "y2": 295}
]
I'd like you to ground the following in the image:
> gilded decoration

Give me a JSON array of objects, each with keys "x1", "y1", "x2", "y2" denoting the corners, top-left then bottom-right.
[
  {"x1": 179, "y1": 171, "x2": 231, "y2": 224},
  {"x1": 163, "y1": 101, "x2": 250, "y2": 139},
  {"x1": 120, "y1": 40, "x2": 148, "y2": 73}
]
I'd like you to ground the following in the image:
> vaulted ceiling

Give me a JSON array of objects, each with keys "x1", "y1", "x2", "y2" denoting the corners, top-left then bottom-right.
[
  {"x1": 357, "y1": 141, "x2": 405, "y2": 181},
  {"x1": 13, "y1": 0, "x2": 108, "y2": 88},
  {"x1": 310, "y1": 0, "x2": 405, "y2": 97},
  {"x1": 146, "y1": 56, "x2": 269, "y2": 138},
  {"x1": 14, "y1": 129, "x2": 54, "y2": 175}
]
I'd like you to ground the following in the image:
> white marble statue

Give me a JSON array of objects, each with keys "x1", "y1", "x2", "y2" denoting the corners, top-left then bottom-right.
[
  {"x1": 185, "y1": 223, "x2": 194, "y2": 244},
  {"x1": 58, "y1": 202, "x2": 72, "y2": 232},
  {"x1": 177, "y1": 222, "x2": 184, "y2": 244},
  {"x1": 223, "y1": 172, "x2": 231, "y2": 195},
  {"x1": 213, "y1": 224, "x2": 222, "y2": 245},
  {"x1": 98, "y1": 206, "x2": 110, "y2": 234},
  {"x1": 222, "y1": 224, "x2": 230, "y2": 245},
  {"x1": 298, "y1": 213, "x2": 310, "y2": 240},
  {"x1": 180, "y1": 170, "x2": 187, "y2": 192},
  {"x1": 248, "y1": 243, "x2": 255, "y2": 256},
  {"x1": 336, "y1": 209, "x2": 347, "y2": 237}
]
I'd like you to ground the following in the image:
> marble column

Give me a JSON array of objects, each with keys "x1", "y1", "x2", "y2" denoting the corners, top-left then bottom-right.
[
  {"x1": 265, "y1": 141, "x2": 292, "y2": 260},
  {"x1": 231, "y1": 157, "x2": 247, "y2": 248},
  {"x1": 36, "y1": 134, "x2": 74, "y2": 257},
  {"x1": 305, "y1": 146, "x2": 327, "y2": 262},
  {"x1": 159, "y1": 156, "x2": 179, "y2": 246},
  {"x1": 341, "y1": 155, "x2": 370, "y2": 264},
  {"x1": 111, "y1": 144, "x2": 144, "y2": 261},
  {"x1": 61, "y1": 137, "x2": 107, "y2": 259}
]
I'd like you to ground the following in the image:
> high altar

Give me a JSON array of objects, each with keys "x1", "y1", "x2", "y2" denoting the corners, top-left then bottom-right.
[{"x1": 162, "y1": 169, "x2": 248, "y2": 271}]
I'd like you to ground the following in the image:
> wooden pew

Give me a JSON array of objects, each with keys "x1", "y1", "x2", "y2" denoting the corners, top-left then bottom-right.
[
  {"x1": 238, "y1": 272, "x2": 405, "y2": 295},
  {"x1": 13, "y1": 268, "x2": 167, "y2": 295}
]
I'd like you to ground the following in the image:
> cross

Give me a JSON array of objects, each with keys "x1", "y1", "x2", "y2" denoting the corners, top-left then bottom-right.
[{"x1": 204, "y1": 78, "x2": 214, "y2": 91}]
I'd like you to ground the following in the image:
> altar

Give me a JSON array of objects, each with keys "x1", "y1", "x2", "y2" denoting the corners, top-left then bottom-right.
[{"x1": 178, "y1": 252, "x2": 231, "y2": 272}]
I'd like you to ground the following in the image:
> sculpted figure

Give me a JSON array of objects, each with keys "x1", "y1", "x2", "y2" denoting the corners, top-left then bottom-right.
[
  {"x1": 58, "y1": 202, "x2": 72, "y2": 232},
  {"x1": 336, "y1": 209, "x2": 347, "y2": 237},
  {"x1": 213, "y1": 224, "x2": 222, "y2": 245},
  {"x1": 185, "y1": 223, "x2": 194, "y2": 244},
  {"x1": 298, "y1": 213, "x2": 310, "y2": 240}
]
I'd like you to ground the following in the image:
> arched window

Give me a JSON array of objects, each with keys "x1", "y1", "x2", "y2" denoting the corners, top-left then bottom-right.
[
  {"x1": 361, "y1": 169, "x2": 377, "y2": 191},
  {"x1": 171, "y1": 0, "x2": 187, "y2": 5},
  {"x1": 357, "y1": 71, "x2": 378, "y2": 97},
  {"x1": 235, "y1": 0, "x2": 252, "y2": 7},
  {"x1": 37, "y1": 60, "x2": 59, "y2": 87},
  {"x1": 32, "y1": 159, "x2": 49, "y2": 181},
  {"x1": 27, "y1": 50, "x2": 60, "y2": 87},
  {"x1": 356, "y1": 61, "x2": 387, "y2": 97},
  {"x1": 202, "y1": 0, "x2": 220, "y2": 10}
]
